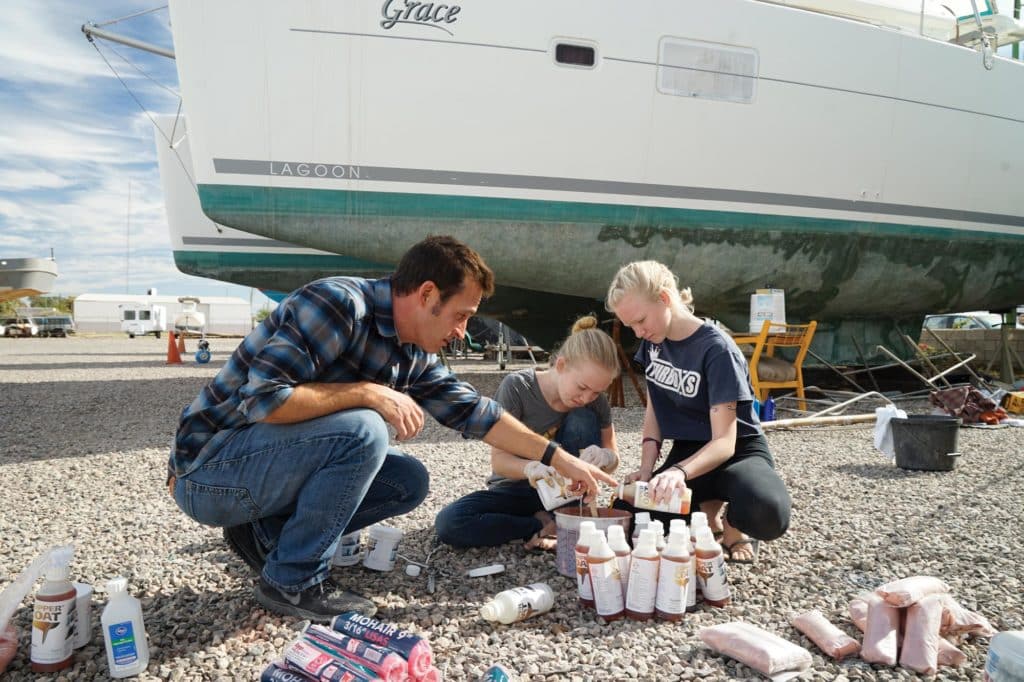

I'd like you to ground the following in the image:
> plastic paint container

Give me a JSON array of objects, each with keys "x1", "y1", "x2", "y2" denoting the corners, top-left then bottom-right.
[
  {"x1": 331, "y1": 530, "x2": 363, "y2": 567},
  {"x1": 553, "y1": 507, "x2": 632, "y2": 579},
  {"x1": 363, "y1": 524, "x2": 403, "y2": 571},
  {"x1": 73, "y1": 582, "x2": 93, "y2": 649},
  {"x1": 985, "y1": 631, "x2": 1024, "y2": 681}
]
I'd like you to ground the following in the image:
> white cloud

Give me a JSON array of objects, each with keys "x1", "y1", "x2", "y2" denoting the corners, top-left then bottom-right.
[{"x1": 0, "y1": 168, "x2": 72, "y2": 191}]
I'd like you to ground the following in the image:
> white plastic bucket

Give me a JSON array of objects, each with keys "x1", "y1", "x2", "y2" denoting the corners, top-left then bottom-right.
[
  {"x1": 363, "y1": 524, "x2": 403, "y2": 572},
  {"x1": 72, "y1": 582, "x2": 93, "y2": 649},
  {"x1": 553, "y1": 508, "x2": 632, "y2": 579},
  {"x1": 986, "y1": 631, "x2": 1024, "y2": 681},
  {"x1": 331, "y1": 530, "x2": 363, "y2": 567}
]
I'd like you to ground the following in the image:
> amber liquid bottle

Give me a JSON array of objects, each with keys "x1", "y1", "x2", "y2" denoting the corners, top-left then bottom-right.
[
  {"x1": 695, "y1": 527, "x2": 731, "y2": 607},
  {"x1": 654, "y1": 530, "x2": 690, "y2": 621},
  {"x1": 625, "y1": 529, "x2": 660, "y2": 621},
  {"x1": 31, "y1": 563, "x2": 76, "y2": 673},
  {"x1": 588, "y1": 535, "x2": 625, "y2": 621},
  {"x1": 575, "y1": 522, "x2": 596, "y2": 608}
]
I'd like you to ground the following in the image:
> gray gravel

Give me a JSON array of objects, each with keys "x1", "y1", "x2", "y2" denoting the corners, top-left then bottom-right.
[{"x1": 0, "y1": 335, "x2": 1021, "y2": 681}]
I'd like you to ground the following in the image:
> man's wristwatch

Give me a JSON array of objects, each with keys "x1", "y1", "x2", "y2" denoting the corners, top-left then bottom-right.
[{"x1": 541, "y1": 440, "x2": 559, "y2": 466}]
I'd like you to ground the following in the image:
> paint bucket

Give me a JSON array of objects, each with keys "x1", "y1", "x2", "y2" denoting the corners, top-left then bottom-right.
[
  {"x1": 72, "y1": 582, "x2": 93, "y2": 649},
  {"x1": 363, "y1": 524, "x2": 403, "y2": 572},
  {"x1": 553, "y1": 508, "x2": 631, "y2": 579},
  {"x1": 985, "y1": 631, "x2": 1024, "y2": 681},
  {"x1": 891, "y1": 415, "x2": 961, "y2": 471},
  {"x1": 331, "y1": 530, "x2": 363, "y2": 567}
]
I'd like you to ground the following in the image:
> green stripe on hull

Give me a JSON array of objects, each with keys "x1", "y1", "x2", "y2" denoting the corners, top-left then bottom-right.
[{"x1": 197, "y1": 184, "x2": 1024, "y2": 242}]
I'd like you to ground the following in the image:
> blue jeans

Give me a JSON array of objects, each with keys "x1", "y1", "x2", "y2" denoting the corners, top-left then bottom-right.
[
  {"x1": 173, "y1": 409, "x2": 429, "y2": 592},
  {"x1": 435, "y1": 408, "x2": 600, "y2": 547}
]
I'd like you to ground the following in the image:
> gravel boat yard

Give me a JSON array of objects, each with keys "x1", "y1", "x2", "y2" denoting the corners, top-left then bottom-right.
[{"x1": 1, "y1": 336, "x2": 1021, "y2": 681}]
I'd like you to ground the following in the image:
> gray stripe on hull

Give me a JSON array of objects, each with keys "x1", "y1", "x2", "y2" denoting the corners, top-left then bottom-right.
[
  {"x1": 212, "y1": 158, "x2": 1024, "y2": 229},
  {"x1": 182, "y1": 235, "x2": 313, "y2": 249}
]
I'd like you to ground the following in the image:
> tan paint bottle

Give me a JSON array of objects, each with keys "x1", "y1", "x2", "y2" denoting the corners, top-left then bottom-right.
[
  {"x1": 624, "y1": 529, "x2": 660, "y2": 621},
  {"x1": 574, "y1": 521, "x2": 596, "y2": 608},
  {"x1": 695, "y1": 527, "x2": 731, "y2": 607},
  {"x1": 654, "y1": 529, "x2": 690, "y2": 621},
  {"x1": 588, "y1": 534, "x2": 624, "y2": 621},
  {"x1": 607, "y1": 525, "x2": 631, "y2": 603}
]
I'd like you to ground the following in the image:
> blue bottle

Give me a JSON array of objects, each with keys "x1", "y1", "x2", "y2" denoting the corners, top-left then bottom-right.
[
  {"x1": 752, "y1": 398, "x2": 761, "y2": 419},
  {"x1": 761, "y1": 396, "x2": 776, "y2": 421}
]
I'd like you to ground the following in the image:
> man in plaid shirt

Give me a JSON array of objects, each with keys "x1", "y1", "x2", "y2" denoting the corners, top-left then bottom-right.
[{"x1": 169, "y1": 236, "x2": 615, "y2": 620}]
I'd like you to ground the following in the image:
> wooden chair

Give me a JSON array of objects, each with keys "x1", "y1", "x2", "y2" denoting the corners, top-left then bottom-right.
[{"x1": 748, "y1": 319, "x2": 817, "y2": 411}]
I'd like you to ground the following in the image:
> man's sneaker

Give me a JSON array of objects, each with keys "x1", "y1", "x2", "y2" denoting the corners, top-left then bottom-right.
[
  {"x1": 223, "y1": 524, "x2": 267, "y2": 573},
  {"x1": 255, "y1": 577, "x2": 377, "y2": 621}
]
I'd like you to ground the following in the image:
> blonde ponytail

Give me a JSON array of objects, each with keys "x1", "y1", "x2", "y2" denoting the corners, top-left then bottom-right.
[{"x1": 555, "y1": 315, "x2": 620, "y2": 376}]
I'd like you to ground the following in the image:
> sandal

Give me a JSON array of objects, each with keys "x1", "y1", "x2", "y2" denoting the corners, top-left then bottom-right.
[
  {"x1": 524, "y1": 533, "x2": 558, "y2": 552},
  {"x1": 723, "y1": 538, "x2": 760, "y2": 564}
]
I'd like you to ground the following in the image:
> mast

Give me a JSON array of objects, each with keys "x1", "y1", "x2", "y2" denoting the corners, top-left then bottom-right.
[{"x1": 81, "y1": 23, "x2": 175, "y2": 59}]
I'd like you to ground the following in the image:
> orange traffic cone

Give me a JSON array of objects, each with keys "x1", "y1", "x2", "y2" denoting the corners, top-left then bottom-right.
[
  {"x1": 177, "y1": 331, "x2": 186, "y2": 358},
  {"x1": 166, "y1": 331, "x2": 182, "y2": 365}
]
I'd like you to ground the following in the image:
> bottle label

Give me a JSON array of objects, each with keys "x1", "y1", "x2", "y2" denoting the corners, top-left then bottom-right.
[
  {"x1": 696, "y1": 555, "x2": 731, "y2": 601},
  {"x1": 575, "y1": 549, "x2": 593, "y2": 601},
  {"x1": 108, "y1": 621, "x2": 139, "y2": 665},
  {"x1": 508, "y1": 585, "x2": 546, "y2": 623},
  {"x1": 589, "y1": 560, "x2": 624, "y2": 617},
  {"x1": 654, "y1": 557, "x2": 688, "y2": 615},
  {"x1": 625, "y1": 558, "x2": 659, "y2": 613},
  {"x1": 686, "y1": 558, "x2": 697, "y2": 607},
  {"x1": 616, "y1": 555, "x2": 631, "y2": 601},
  {"x1": 633, "y1": 482, "x2": 691, "y2": 515},
  {"x1": 31, "y1": 596, "x2": 76, "y2": 664}
]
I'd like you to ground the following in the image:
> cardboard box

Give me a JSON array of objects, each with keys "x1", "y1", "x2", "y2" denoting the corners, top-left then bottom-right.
[
  {"x1": 1002, "y1": 391, "x2": 1024, "y2": 415},
  {"x1": 749, "y1": 288, "x2": 786, "y2": 334}
]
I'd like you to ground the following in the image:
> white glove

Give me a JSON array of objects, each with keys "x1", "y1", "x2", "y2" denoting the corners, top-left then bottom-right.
[
  {"x1": 579, "y1": 445, "x2": 618, "y2": 472},
  {"x1": 524, "y1": 461, "x2": 559, "y2": 488}
]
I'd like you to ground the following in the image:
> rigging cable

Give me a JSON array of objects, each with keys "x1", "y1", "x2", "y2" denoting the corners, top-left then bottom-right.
[{"x1": 89, "y1": 39, "x2": 225, "y2": 234}]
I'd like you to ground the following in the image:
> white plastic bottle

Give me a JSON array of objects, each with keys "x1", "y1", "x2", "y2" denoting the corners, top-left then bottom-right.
[
  {"x1": 649, "y1": 520, "x2": 666, "y2": 552},
  {"x1": 689, "y1": 512, "x2": 708, "y2": 602},
  {"x1": 479, "y1": 583, "x2": 554, "y2": 624},
  {"x1": 617, "y1": 481, "x2": 691, "y2": 515},
  {"x1": 654, "y1": 529, "x2": 690, "y2": 621},
  {"x1": 670, "y1": 520, "x2": 696, "y2": 609},
  {"x1": 31, "y1": 554, "x2": 76, "y2": 673},
  {"x1": 102, "y1": 577, "x2": 150, "y2": 677},
  {"x1": 631, "y1": 511, "x2": 652, "y2": 544},
  {"x1": 695, "y1": 527, "x2": 731, "y2": 607},
  {"x1": 607, "y1": 525, "x2": 632, "y2": 602},
  {"x1": 625, "y1": 529, "x2": 660, "y2": 621},
  {"x1": 575, "y1": 522, "x2": 597, "y2": 607},
  {"x1": 588, "y1": 534, "x2": 625, "y2": 621}
]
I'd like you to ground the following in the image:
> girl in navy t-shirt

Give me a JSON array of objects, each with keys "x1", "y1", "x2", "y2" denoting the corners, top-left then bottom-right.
[{"x1": 607, "y1": 260, "x2": 791, "y2": 561}]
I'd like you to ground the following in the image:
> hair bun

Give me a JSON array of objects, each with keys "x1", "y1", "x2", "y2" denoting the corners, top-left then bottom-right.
[{"x1": 571, "y1": 315, "x2": 598, "y2": 334}]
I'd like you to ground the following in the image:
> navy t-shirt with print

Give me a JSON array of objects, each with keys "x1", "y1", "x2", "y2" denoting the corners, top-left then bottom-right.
[{"x1": 635, "y1": 323, "x2": 763, "y2": 442}]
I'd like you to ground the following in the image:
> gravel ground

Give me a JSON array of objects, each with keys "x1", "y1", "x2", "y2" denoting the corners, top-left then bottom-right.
[{"x1": 0, "y1": 336, "x2": 1021, "y2": 681}]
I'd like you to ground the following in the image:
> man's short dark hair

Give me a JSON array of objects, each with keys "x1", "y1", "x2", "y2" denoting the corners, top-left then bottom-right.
[{"x1": 392, "y1": 235, "x2": 495, "y2": 302}]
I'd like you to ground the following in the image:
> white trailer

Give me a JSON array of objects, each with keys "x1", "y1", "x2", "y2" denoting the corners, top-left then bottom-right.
[{"x1": 120, "y1": 303, "x2": 167, "y2": 338}]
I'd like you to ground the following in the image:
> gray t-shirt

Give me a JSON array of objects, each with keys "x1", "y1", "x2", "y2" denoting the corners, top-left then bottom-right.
[
  {"x1": 486, "y1": 368, "x2": 612, "y2": 488},
  {"x1": 635, "y1": 323, "x2": 762, "y2": 442}
]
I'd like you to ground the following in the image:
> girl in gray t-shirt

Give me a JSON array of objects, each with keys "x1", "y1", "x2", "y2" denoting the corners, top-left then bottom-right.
[
  {"x1": 435, "y1": 317, "x2": 621, "y2": 550},
  {"x1": 607, "y1": 261, "x2": 792, "y2": 563}
]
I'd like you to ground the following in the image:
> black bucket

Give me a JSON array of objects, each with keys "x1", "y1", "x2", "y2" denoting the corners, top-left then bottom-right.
[{"x1": 891, "y1": 415, "x2": 962, "y2": 471}]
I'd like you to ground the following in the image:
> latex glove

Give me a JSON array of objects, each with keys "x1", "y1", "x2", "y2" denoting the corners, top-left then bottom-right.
[
  {"x1": 524, "y1": 461, "x2": 559, "y2": 489},
  {"x1": 579, "y1": 445, "x2": 618, "y2": 472}
]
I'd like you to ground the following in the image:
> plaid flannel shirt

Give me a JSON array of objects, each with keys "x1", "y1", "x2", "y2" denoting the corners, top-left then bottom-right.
[{"x1": 169, "y1": 277, "x2": 502, "y2": 477}]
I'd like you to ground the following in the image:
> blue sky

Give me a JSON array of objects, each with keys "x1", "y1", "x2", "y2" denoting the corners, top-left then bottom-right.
[
  {"x1": 0, "y1": 1, "x2": 275, "y2": 310},
  {"x1": 1, "y1": 2, "x2": 1020, "y2": 314}
]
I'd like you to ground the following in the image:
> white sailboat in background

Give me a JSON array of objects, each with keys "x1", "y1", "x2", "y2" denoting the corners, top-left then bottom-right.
[{"x1": 88, "y1": 0, "x2": 1024, "y2": 359}]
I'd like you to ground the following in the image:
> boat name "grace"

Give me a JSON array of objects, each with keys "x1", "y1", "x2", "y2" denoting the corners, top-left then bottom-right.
[{"x1": 380, "y1": 0, "x2": 461, "y2": 34}]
